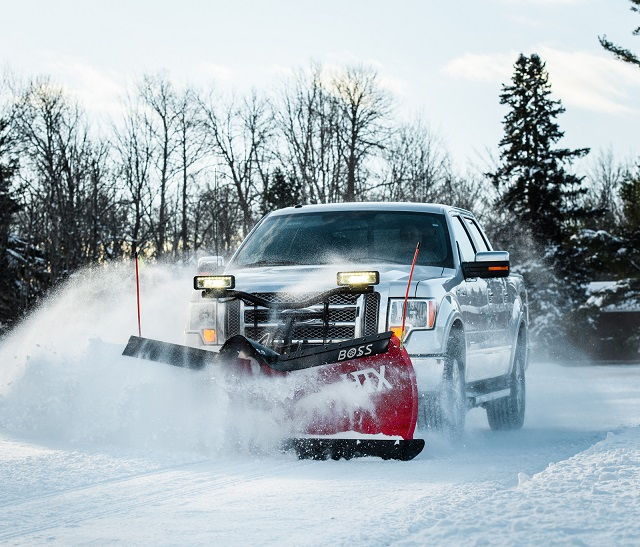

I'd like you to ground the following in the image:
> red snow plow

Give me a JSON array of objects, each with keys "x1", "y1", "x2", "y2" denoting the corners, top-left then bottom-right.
[{"x1": 122, "y1": 274, "x2": 424, "y2": 461}]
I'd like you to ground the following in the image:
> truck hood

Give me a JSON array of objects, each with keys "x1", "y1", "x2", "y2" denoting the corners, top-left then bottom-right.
[{"x1": 227, "y1": 264, "x2": 445, "y2": 294}]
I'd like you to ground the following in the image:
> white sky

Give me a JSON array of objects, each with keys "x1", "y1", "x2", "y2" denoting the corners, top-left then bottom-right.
[{"x1": 2, "y1": 0, "x2": 639, "y2": 167}]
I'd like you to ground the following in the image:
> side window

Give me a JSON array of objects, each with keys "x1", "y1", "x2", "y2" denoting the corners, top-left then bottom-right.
[
  {"x1": 451, "y1": 217, "x2": 476, "y2": 262},
  {"x1": 463, "y1": 218, "x2": 489, "y2": 252}
]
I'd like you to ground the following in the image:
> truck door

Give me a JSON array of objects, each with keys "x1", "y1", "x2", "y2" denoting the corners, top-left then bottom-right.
[
  {"x1": 462, "y1": 217, "x2": 511, "y2": 376},
  {"x1": 450, "y1": 216, "x2": 491, "y2": 382}
]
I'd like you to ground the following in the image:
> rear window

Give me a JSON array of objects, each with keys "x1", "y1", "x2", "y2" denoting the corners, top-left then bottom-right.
[{"x1": 463, "y1": 218, "x2": 490, "y2": 252}]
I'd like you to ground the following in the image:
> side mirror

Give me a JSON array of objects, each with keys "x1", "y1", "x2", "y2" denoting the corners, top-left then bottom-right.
[{"x1": 462, "y1": 251, "x2": 510, "y2": 279}]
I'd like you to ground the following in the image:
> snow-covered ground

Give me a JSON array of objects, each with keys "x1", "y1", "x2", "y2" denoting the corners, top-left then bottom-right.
[{"x1": 0, "y1": 264, "x2": 639, "y2": 545}]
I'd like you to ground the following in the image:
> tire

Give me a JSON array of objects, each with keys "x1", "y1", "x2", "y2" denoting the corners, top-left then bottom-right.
[
  {"x1": 486, "y1": 332, "x2": 526, "y2": 431},
  {"x1": 424, "y1": 334, "x2": 466, "y2": 440}
]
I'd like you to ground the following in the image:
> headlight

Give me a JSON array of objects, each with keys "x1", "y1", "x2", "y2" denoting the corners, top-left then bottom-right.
[
  {"x1": 188, "y1": 303, "x2": 217, "y2": 345},
  {"x1": 194, "y1": 275, "x2": 235, "y2": 290},
  {"x1": 387, "y1": 298, "x2": 436, "y2": 339},
  {"x1": 337, "y1": 271, "x2": 379, "y2": 287}
]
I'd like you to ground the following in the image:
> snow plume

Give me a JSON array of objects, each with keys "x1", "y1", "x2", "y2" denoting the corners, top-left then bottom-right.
[
  {"x1": 0, "y1": 262, "x2": 378, "y2": 456},
  {"x1": 0, "y1": 262, "x2": 215, "y2": 453}
]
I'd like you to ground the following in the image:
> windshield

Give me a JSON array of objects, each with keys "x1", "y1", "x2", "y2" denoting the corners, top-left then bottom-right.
[{"x1": 231, "y1": 210, "x2": 453, "y2": 268}]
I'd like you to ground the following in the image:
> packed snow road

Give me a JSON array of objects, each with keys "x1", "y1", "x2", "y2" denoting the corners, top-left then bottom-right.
[{"x1": 0, "y1": 265, "x2": 639, "y2": 545}]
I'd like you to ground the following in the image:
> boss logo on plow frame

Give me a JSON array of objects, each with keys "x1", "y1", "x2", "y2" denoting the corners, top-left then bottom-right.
[{"x1": 337, "y1": 343, "x2": 373, "y2": 361}]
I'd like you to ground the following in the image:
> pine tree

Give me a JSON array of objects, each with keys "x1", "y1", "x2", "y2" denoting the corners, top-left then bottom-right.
[
  {"x1": 488, "y1": 54, "x2": 593, "y2": 356},
  {"x1": 490, "y1": 54, "x2": 590, "y2": 247},
  {"x1": 261, "y1": 168, "x2": 303, "y2": 213},
  {"x1": 599, "y1": 0, "x2": 640, "y2": 68},
  {"x1": 620, "y1": 163, "x2": 640, "y2": 234},
  {"x1": 0, "y1": 116, "x2": 21, "y2": 330},
  {"x1": 618, "y1": 163, "x2": 640, "y2": 278}
]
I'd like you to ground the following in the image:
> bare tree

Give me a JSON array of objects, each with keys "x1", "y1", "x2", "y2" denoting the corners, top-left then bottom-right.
[
  {"x1": 278, "y1": 64, "x2": 342, "y2": 203},
  {"x1": 114, "y1": 101, "x2": 155, "y2": 257},
  {"x1": 173, "y1": 86, "x2": 206, "y2": 255},
  {"x1": 139, "y1": 75, "x2": 179, "y2": 256},
  {"x1": 583, "y1": 148, "x2": 627, "y2": 229},
  {"x1": 378, "y1": 119, "x2": 450, "y2": 202},
  {"x1": 192, "y1": 175, "x2": 242, "y2": 255},
  {"x1": 199, "y1": 90, "x2": 274, "y2": 235},
  {"x1": 331, "y1": 65, "x2": 392, "y2": 201},
  {"x1": 13, "y1": 79, "x2": 90, "y2": 275}
]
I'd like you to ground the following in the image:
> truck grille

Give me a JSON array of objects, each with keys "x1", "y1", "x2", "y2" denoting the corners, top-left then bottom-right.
[
  {"x1": 362, "y1": 292, "x2": 381, "y2": 336},
  {"x1": 224, "y1": 291, "x2": 379, "y2": 345}
]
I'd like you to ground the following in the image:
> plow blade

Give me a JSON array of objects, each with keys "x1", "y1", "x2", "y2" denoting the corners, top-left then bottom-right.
[
  {"x1": 123, "y1": 335, "x2": 215, "y2": 369},
  {"x1": 284, "y1": 438, "x2": 425, "y2": 461},
  {"x1": 122, "y1": 331, "x2": 423, "y2": 460}
]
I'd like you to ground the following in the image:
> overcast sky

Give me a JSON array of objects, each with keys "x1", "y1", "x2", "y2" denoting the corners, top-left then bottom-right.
[{"x1": 2, "y1": 0, "x2": 639, "y2": 167}]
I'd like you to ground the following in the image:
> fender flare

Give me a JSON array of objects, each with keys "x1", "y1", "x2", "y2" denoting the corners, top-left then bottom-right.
[
  {"x1": 507, "y1": 314, "x2": 528, "y2": 375},
  {"x1": 439, "y1": 294, "x2": 465, "y2": 356}
]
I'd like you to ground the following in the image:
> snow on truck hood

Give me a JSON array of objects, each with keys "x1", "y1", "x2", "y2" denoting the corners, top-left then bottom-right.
[{"x1": 227, "y1": 264, "x2": 444, "y2": 293}]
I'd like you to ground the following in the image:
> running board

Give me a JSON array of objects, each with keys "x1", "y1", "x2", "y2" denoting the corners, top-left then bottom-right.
[{"x1": 469, "y1": 388, "x2": 511, "y2": 406}]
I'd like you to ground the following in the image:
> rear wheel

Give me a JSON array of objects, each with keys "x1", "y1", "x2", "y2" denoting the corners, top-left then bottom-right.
[
  {"x1": 486, "y1": 332, "x2": 526, "y2": 430},
  {"x1": 424, "y1": 334, "x2": 466, "y2": 439}
]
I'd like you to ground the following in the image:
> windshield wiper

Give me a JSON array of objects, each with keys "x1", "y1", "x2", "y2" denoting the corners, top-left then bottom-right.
[{"x1": 241, "y1": 259, "x2": 301, "y2": 268}]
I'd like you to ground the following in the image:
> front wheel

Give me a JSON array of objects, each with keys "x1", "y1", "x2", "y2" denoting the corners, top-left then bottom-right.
[{"x1": 486, "y1": 337, "x2": 526, "y2": 430}]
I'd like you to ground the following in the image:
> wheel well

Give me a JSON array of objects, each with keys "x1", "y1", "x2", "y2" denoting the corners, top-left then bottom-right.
[
  {"x1": 448, "y1": 320, "x2": 465, "y2": 366},
  {"x1": 516, "y1": 322, "x2": 528, "y2": 364},
  {"x1": 517, "y1": 322, "x2": 527, "y2": 343}
]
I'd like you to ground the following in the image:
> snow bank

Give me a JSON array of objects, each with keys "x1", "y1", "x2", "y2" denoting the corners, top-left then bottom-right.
[{"x1": 401, "y1": 427, "x2": 640, "y2": 545}]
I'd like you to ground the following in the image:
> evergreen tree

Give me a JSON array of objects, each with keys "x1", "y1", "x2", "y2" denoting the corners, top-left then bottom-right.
[
  {"x1": 0, "y1": 116, "x2": 21, "y2": 330},
  {"x1": 618, "y1": 163, "x2": 640, "y2": 278},
  {"x1": 261, "y1": 168, "x2": 303, "y2": 213},
  {"x1": 489, "y1": 54, "x2": 590, "y2": 246},
  {"x1": 488, "y1": 54, "x2": 593, "y2": 356},
  {"x1": 599, "y1": 0, "x2": 640, "y2": 68},
  {"x1": 620, "y1": 163, "x2": 640, "y2": 235}
]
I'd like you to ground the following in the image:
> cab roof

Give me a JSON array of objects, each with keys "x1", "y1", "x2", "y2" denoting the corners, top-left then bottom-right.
[{"x1": 269, "y1": 202, "x2": 474, "y2": 217}]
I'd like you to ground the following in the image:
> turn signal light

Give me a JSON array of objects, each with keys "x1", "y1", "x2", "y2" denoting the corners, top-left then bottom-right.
[{"x1": 201, "y1": 328, "x2": 217, "y2": 344}]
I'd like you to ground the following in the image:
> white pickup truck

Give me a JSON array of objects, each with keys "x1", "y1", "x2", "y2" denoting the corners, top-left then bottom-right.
[{"x1": 186, "y1": 202, "x2": 529, "y2": 436}]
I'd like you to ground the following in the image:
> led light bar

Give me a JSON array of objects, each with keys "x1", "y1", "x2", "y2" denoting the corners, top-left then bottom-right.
[
  {"x1": 336, "y1": 271, "x2": 380, "y2": 287},
  {"x1": 193, "y1": 275, "x2": 235, "y2": 291}
]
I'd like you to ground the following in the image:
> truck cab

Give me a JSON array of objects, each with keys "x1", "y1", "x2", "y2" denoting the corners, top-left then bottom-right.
[{"x1": 186, "y1": 202, "x2": 529, "y2": 435}]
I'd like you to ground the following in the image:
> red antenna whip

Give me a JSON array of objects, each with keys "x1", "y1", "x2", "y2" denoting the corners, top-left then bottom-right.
[
  {"x1": 400, "y1": 242, "x2": 421, "y2": 348},
  {"x1": 134, "y1": 252, "x2": 142, "y2": 337}
]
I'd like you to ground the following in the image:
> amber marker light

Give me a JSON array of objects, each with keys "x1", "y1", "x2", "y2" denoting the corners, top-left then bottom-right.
[{"x1": 201, "y1": 328, "x2": 217, "y2": 344}]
